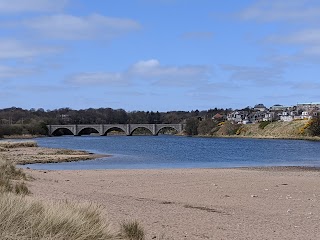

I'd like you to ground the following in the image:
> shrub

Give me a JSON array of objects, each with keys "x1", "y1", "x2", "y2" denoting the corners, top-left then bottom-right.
[
  {"x1": 259, "y1": 121, "x2": 271, "y2": 129},
  {"x1": 220, "y1": 121, "x2": 241, "y2": 135},
  {"x1": 185, "y1": 118, "x2": 199, "y2": 135},
  {"x1": 308, "y1": 117, "x2": 320, "y2": 136}
]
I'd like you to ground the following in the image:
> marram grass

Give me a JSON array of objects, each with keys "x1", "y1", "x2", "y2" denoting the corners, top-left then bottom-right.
[
  {"x1": 0, "y1": 151, "x2": 146, "y2": 240},
  {"x1": 0, "y1": 193, "x2": 115, "y2": 240}
]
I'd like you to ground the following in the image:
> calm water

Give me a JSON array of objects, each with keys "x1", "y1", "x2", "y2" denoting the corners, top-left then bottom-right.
[{"x1": 22, "y1": 135, "x2": 320, "y2": 170}]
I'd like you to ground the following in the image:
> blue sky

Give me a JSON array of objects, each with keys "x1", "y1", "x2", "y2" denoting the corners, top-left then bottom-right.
[{"x1": 1, "y1": 0, "x2": 320, "y2": 111}]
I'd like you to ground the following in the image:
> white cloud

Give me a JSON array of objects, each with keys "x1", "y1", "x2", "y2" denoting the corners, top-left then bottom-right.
[
  {"x1": 239, "y1": 0, "x2": 320, "y2": 22},
  {"x1": 0, "y1": 0, "x2": 68, "y2": 13},
  {"x1": 22, "y1": 14, "x2": 141, "y2": 40},
  {"x1": 66, "y1": 59, "x2": 211, "y2": 87},
  {"x1": 0, "y1": 39, "x2": 61, "y2": 59},
  {"x1": 266, "y1": 29, "x2": 320, "y2": 60},
  {"x1": 130, "y1": 59, "x2": 210, "y2": 86}
]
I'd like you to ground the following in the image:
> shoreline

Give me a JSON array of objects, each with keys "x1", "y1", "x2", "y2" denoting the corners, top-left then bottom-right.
[
  {"x1": 2, "y1": 141, "x2": 320, "y2": 239},
  {"x1": 2, "y1": 132, "x2": 320, "y2": 142}
]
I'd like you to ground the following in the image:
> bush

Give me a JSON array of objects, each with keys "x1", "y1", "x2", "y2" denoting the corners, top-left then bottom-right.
[
  {"x1": 308, "y1": 117, "x2": 320, "y2": 136},
  {"x1": 259, "y1": 121, "x2": 271, "y2": 129},
  {"x1": 220, "y1": 121, "x2": 241, "y2": 135},
  {"x1": 185, "y1": 118, "x2": 199, "y2": 135}
]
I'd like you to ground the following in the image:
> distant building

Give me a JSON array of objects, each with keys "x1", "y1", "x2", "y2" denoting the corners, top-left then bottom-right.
[
  {"x1": 212, "y1": 113, "x2": 224, "y2": 120},
  {"x1": 297, "y1": 102, "x2": 320, "y2": 111},
  {"x1": 270, "y1": 104, "x2": 287, "y2": 111},
  {"x1": 254, "y1": 104, "x2": 267, "y2": 112}
]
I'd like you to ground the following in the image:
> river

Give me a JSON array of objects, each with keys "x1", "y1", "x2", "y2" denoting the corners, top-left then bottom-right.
[{"x1": 23, "y1": 135, "x2": 320, "y2": 170}]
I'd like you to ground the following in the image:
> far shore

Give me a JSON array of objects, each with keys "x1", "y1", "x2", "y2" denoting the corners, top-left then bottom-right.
[{"x1": 3, "y1": 131, "x2": 320, "y2": 142}]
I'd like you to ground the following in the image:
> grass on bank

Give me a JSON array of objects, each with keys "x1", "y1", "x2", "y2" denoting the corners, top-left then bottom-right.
[
  {"x1": 0, "y1": 155, "x2": 29, "y2": 195},
  {"x1": 0, "y1": 141, "x2": 38, "y2": 149},
  {"x1": 0, "y1": 144, "x2": 145, "y2": 240}
]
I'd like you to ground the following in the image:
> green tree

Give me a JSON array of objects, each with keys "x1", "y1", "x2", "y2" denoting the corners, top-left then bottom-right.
[{"x1": 185, "y1": 118, "x2": 199, "y2": 135}]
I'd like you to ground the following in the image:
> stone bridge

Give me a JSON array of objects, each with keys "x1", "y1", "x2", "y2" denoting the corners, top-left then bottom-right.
[{"x1": 47, "y1": 124, "x2": 185, "y2": 136}]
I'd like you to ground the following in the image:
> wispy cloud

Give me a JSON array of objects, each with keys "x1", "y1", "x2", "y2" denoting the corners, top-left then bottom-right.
[
  {"x1": 67, "y1": 72, "x2": 126, "y2": 86},
  {"x1": 0, "y1": 65, "x2": 37, "y2": 79},
  {"x1": 268, "y1": 29, "x2": 320, "y2": 44},
  {"x1": 239, "y1": 0, "x2": 320, "y2": 22},
  {"x1": 66, "y1": 59, "x2": 211, "y2": 87},
  {"x1": 0, "y1": 0, "x2": 68, "y2": 13},
  {"x1": 21, "y1": 14, "x2": 141, "y2": 40},
  {"x1": 0, "y1": 39, "x2": 62, "y2": 59},
  {"x1": 291, "y1": 81, "x2": 320, "y2": 90},
  {"x1": 220, "y1": 64, "x2": 285, "y2": 85}
]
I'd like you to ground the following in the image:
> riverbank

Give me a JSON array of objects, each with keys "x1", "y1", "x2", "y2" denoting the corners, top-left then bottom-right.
[{"x1": 26, "y1": 167, "x2": 320, "y2": 240}]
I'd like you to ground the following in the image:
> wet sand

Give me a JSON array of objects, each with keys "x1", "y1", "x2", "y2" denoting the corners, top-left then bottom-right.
[{"x1": 26, "y1": 167, "x2": 320, "y2": 239}]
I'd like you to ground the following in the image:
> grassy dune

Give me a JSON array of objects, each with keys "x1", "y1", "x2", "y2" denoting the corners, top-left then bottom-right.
[{"x1": 0, "y1": 142, "x2": 145, "y2": 240}]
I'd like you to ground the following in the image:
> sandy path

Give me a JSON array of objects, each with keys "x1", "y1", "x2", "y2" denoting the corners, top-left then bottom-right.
[{"x1": 26, "y1": 168, "x2": 320, "y2": 240}]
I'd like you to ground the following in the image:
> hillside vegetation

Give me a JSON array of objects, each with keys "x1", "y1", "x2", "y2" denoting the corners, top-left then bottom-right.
[{"x1": 215, "y1": 120, "x2": 319, "y2": 139}]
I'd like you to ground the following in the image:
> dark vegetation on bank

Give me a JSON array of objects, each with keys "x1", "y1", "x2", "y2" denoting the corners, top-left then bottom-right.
[{"x1": 0, "y1": 106, "x2": 229, "y2": 137}]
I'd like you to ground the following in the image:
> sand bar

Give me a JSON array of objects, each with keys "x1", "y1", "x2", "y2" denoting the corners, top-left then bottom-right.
[{"x1": 26, "y1": 167, "x2": 320, "y2": 239}]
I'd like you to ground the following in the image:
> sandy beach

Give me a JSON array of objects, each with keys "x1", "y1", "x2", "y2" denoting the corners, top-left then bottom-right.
[{"x1": 25, "y1": 167, "x2": 320, "y2": 240}]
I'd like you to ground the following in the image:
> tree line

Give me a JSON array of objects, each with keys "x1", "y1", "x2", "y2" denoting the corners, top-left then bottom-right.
[{"x1": 0, "y1": 107, "x2": 229, "y2": 137}]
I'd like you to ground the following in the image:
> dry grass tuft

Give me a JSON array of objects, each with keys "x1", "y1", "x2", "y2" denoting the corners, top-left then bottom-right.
[
  {"x1": 0, "y1": 193, "x2": 116, "y2": 240},
  {"x1": 119, "y1": 220, "x2": 145, "y2": 240},
  {"x1": 0, "y1": 141, "x2": 38, "y2": 148},
  {"x1": 0, "y1": 156, "x2": 29, "y2": 195},
  {"x1": 14, "y1": 181, "x2": 30, "y2": 195}
]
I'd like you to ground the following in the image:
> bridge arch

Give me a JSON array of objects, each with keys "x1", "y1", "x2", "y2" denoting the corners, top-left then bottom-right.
[
  {"x1": 77, "y1": 127, "x2": 100, "y2": 136},
  {"x1": 51, "y1": 127, "x2": 74, "y2": 136},
  {"x1": 129, "y1": 126, "x2": 153, "y2": 136},
  {"x1": 103, "y1": 126, "x2": 126, "y2": 136},
  {"x1": 156, "y1": 126, "x2": 179, "y2": 135}
]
